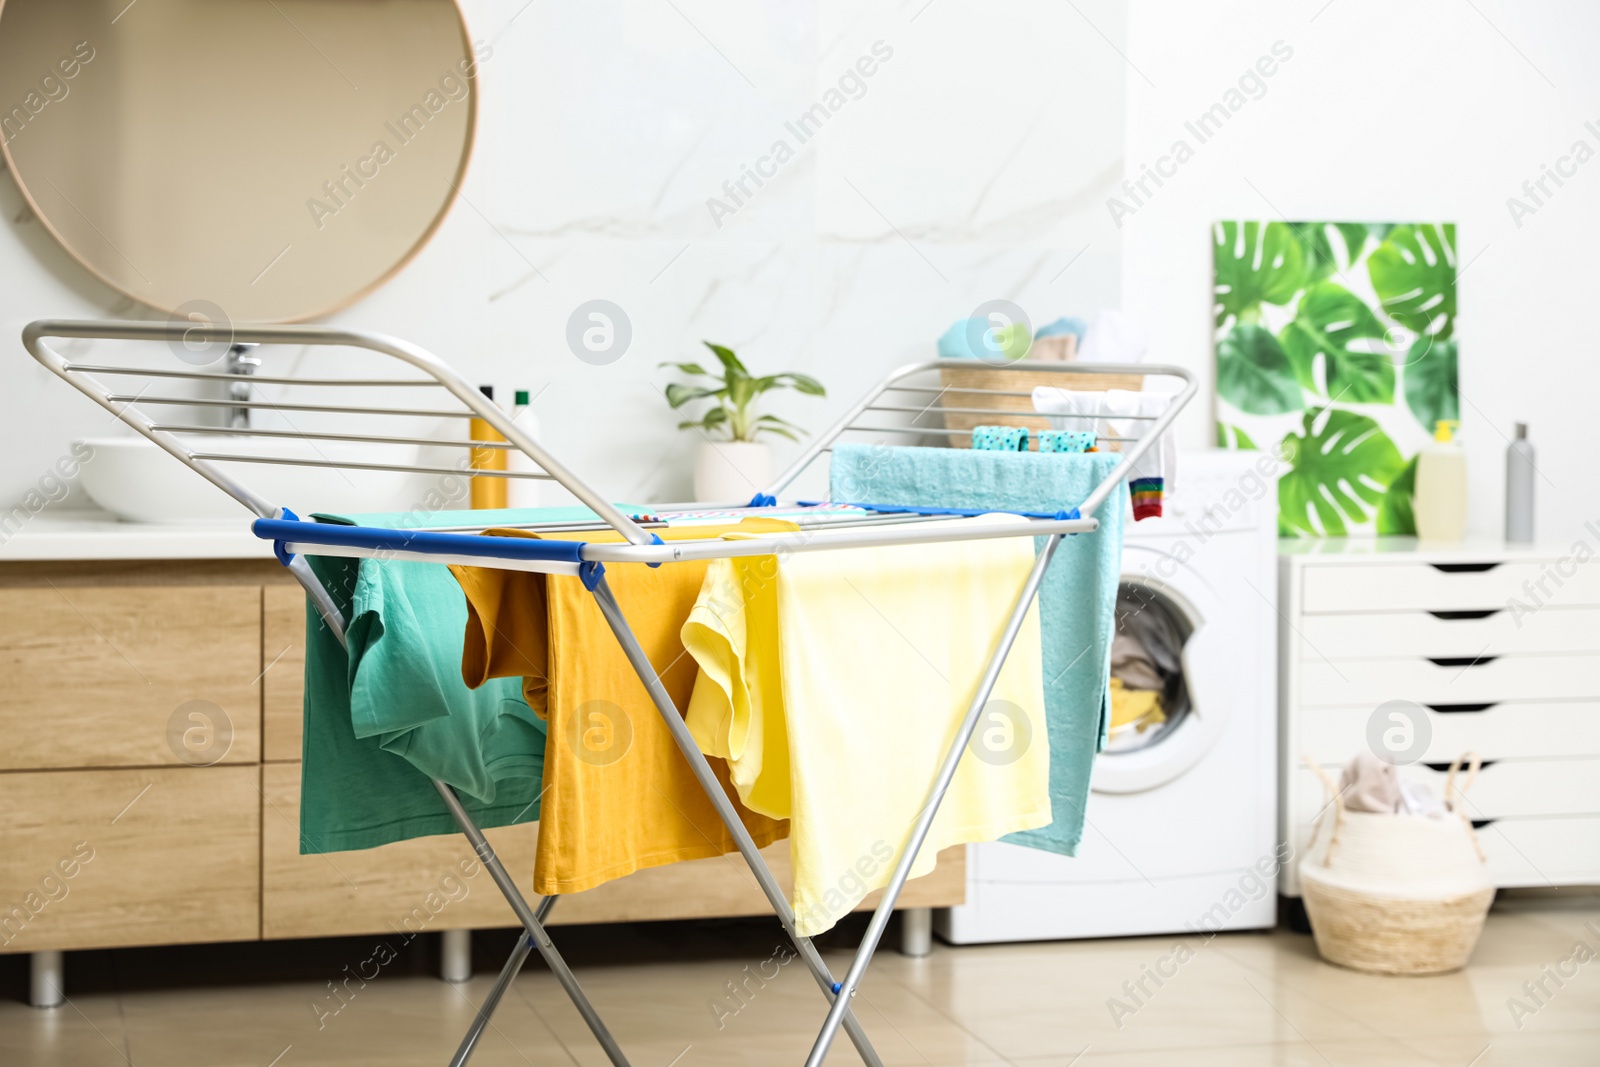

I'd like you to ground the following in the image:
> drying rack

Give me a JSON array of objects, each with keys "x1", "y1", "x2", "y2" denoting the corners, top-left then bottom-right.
[{"x1": 25, "y1": 319, "x2": 1195, "y2": 1067}]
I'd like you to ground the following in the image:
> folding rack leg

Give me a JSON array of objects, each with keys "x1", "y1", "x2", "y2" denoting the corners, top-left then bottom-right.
[
  {"x1": 588, "y1": 574, "x2": 886, "y2": 1067},
  {"x1": 802, "y1": 533, "x2": 1065, "y2": 1067},
  {"x1": 448, "y1": 895, "x2": 558, "y2": 1067},
  {"x1": 432, "y1": 781, "x2": 631, "y2": 1067}
]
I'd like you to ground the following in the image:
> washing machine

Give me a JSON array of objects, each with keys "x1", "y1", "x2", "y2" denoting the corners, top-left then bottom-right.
[{"x1": 937, "y1": 449, "x2": 1279, "y2": 943}]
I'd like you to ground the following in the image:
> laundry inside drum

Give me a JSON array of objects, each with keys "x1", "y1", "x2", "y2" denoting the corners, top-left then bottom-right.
[{"x1": 1104, "y1": 581, "x2": 1193, "y2": 754}]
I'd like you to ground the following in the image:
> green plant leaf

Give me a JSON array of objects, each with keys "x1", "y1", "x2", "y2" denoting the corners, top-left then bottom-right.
[
  {"x1": 1401, "y1": 337, "x2": 1458, "y2": 434},
  {"x1": 1278, "y1": 282, "x2": 1394, "y2": 404},
  {"x1": 1217, "y1": 324, "x2": 1303, "y2": 415},
  {"x1": 752, "y1": 414, "x2": 808, "y2": 440},
  {"x1": 755, "y1": 372, "x2": 826, "y2": 397},
  {"x1": 1213, "y1": 221, "x2": 1306, "y2": 328},
  {"x1": 703, "y1": 342, "x2": 748, "y2": 379},
  {"x1": 754, "y1": 423, "x2": 800, "y2": 442},
  {"x1": 664, "y1": 382, "x2": 723, "y2": 409},
  {"x1": 679, "y1": 406, "x2": 732, "y2": 437},
  {"x1": 1216, "y1": 423, "x2": 1258, "y2": 449},
  {"x1": 1335, "y1": 223, "x2": 1371, "y2": 263},
  {"x1": 1376, "y1": 457, "x2": 1418, "y2": 535},
  {"x1": 1278, "y1": 407, "x2": 1405, "y2": 537},
  {"x1": 1368, "y1": 223, "x2": 1456, "y2": 340},
  {"x1": 658, "y1": 361, "x2": 714, "y2": 378},
  {"x1": 1291, "y1": 222, "x2": 1372, "y2": 284}
]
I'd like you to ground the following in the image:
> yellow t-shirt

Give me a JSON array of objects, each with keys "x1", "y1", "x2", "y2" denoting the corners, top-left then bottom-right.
[
  {"x1": 682, "y1": 520, "x2": 1052, "y2": 935},
  {"x1": 451, "y1": 520, "x2": 794, "y2": 895}
]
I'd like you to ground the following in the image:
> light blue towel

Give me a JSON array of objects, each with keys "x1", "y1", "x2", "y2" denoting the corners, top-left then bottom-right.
[
  {"x1": 829, "y1": 444, "x2": 1126, "y2": 856},
  {"x1": 1035, "y1": 315, "x2": 1088, "y2": 341},
  {"x1": 937, "y1": 317, "x2": 1031, "y2": 362}
]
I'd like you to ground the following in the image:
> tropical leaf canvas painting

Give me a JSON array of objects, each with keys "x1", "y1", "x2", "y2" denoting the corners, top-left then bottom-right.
[{"x1": 1212, "y1": 220, "x2": 1458, "y2": 537}]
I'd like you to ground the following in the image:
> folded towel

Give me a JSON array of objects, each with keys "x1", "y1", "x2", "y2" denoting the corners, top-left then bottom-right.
[
  {"x1": 828, "y1": 444, "x2": 1126, "y2": 856},
  {"x1": 1032, "y1": 387, "x2": 1177, "y2": 519},
  {"x1": 296, "y1": 506, "x2": 611, "y2": 853},
  {"x1": 938, "y1": 317, "x2": 1031, "y2": 362},
  {"x1": 1038, "y1": 430, "x2": 1095, "y2": 453},
  {"x1": 972, "y1": 425, "x2": 1030, "y2": 451},
  {"x1": 1035, "y1": 316, "x2": 1088, "y2": 341}
]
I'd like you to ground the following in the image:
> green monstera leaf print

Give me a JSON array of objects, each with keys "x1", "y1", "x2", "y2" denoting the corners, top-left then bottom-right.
[
  {"x1": 1376, "y1": 457, "x2": 1418, "y2": 535},
  {"x1": 1293, "y1": 222, "x2": 1372, "y2": 285},
  {"x1": 1278, "y1": 407, "x2": 1405, "y2": 537},
  {"x1": 1401, "y1": 337, "x2": 1459, "y2": 435},
  {"x1": 1214, "y1": 221, "x2": 1306, "y2": 329},
  {"x1": 1279, "y1": 282, "x2": 1394, "y2": 404},
  {"x1": 1216, "y1": 423, "x2": 1258, "y2": 450},
  {"x1": 1369, "y1": 223, "x2": 1457, "y2": 341},
  {"x1": 1217, "y1": 324, "x2": 1304, "y2": 415}
]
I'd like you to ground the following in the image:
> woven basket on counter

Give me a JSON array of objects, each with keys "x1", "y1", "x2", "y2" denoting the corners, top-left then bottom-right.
[{"x1": 1298, "y1": 755, "x2": 1495, "y2": 976}]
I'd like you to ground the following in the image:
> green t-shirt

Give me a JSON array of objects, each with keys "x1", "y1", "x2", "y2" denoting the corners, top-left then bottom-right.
[{"x1": 296, "y1": 507, "x2": 630, "y2": 853}]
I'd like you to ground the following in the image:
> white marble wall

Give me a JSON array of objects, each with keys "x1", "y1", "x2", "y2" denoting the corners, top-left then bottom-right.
[{"x1": 0, "y1": 0, "x2": 1127, "y2": 511}]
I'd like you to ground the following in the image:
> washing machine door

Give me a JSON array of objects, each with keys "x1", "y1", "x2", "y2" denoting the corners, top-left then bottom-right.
[{"x1": 1090, "y1": 543, "x2": 1229, "y2": 794}]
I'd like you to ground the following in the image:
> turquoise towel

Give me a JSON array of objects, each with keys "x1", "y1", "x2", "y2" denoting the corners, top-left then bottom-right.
[
  {"x1": 297, "y1": 505, "x2": 635, "y2": 853},
  {"x1": 937, "y1": 317, "x2": 1031, "y2": 362},
  {"x1": 829, "y1": 445, "x2": 1125, "y2": 856}
]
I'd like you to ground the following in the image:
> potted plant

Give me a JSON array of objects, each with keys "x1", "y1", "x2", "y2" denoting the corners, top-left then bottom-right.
[{"x1": 662, "y1": 342, "x2": 825, "y2": 502}]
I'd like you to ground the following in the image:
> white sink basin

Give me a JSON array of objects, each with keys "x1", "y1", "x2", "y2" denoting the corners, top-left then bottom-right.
[{"x1": 77, "y1": 436, "x2": 429, "y2": 523}]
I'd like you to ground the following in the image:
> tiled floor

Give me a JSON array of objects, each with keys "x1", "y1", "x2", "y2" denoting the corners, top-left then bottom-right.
[{"x1": 4, "y1": 894, "x2": 1598, "y2": 1066}]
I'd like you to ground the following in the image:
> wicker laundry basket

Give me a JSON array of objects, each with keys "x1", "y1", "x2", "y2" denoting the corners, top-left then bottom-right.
[
  {"x1": 937, "y1": 343, "x2": 1144, "y2": 448},
  {"x1": 1299, "y1": 755, "x2": 1494, "y2": 976}
]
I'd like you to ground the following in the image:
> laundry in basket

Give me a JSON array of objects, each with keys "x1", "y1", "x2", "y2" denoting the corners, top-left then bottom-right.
[{"x1": 1299, "y1": 753, "x2": 1494, "y2": 975}]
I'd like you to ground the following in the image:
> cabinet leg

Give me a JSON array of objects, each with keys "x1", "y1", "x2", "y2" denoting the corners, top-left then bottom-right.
[
  {"x1": 440, "y1": 929, "x2": 472, "y2": 983},
  {"x1": 899, "y1": 908, "x2": 932, "y2": 958},
  {"x1": 30, "y1": 950, "x2": 64, "y2": 1008}
]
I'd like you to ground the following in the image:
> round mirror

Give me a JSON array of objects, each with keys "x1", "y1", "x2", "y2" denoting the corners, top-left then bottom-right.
[{"x1": 0, "y1": 0, "x2": 477, "y2": 323}]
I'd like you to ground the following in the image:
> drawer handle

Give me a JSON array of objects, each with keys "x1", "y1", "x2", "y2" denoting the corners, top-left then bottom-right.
[
  {"x1": 1425, "y1": 702, "x2": 1497, "y2": 714},
  {"x1": 1425, "y1": 759, "x2": 1496, "y2": 772},
  {"x1": 1470, "y1": 818, "x2": 1495, "y2": 829},
  {"x1": 1430, "y1": 562, "x2": 1503, "y2": 574},
  {"x1": 1427, "y1": 609, "x2": 1501, "y2": 621},
  {"x1": 1427, "y1": 655, "x2": 1498, "y2": 668}
]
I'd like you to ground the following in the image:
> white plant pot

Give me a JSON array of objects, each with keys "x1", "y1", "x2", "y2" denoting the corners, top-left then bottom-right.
[{"x1": 693, "y1": 441, "x2": 772, "y2": 504}]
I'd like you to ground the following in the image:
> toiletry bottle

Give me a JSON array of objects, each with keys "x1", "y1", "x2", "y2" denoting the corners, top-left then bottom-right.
[
  {"x1": 469, "y1": 385, "x2": 507, "y2": 510},
  {"x1": 1414, "y1": 419, "x2": 1466, "y2": 541},
  {"x1": 1505, "y1": 422, "x2": 1535, "y2": 544},
  {"x1": 505, "y1": 389, "x2": 542, "y2": 510}
]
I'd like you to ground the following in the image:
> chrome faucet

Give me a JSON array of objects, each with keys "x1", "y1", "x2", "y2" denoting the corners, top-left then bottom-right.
[{"x1": 225, "y1": 343, "x2": 260, "y2": 429}]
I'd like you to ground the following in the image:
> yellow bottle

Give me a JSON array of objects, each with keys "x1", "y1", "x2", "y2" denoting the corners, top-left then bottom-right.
[
  {"x1": 469, "y1": 384, "x2": 507, "y2": 510},
  {"x1": 1414, "y1": 419, "x2": 1466, "y2": 541}
]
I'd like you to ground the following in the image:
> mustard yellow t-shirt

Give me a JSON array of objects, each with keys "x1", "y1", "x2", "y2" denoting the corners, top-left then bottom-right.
[
  {"x1": 682, "y1": 519, "x2": 1052, "y2": 936},
  {"x1": 451, "y1": 521, "x2": 793, "y2": 896}
]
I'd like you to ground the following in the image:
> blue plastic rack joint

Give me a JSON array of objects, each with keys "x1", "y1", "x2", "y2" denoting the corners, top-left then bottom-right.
[
  {"x1": 579, "y1": 559, "x2": 606, "y2": 591},
  {"x1": 271, "y1": 508, "x2": 300, "y2": 567},
  {"x1": 747, "y1": 492, "x2": 778, "y2": 508}
]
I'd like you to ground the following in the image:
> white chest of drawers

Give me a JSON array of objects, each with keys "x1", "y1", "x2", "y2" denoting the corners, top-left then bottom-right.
[{"x1": 1279, "y1": 538, "x2": 1600, "y2": 896}]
